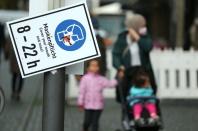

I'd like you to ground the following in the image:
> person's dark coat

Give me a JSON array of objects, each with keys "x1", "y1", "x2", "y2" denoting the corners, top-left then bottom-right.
[
  {"x1": 96, "y1": 34, "x2": 107, "y2": 76},
  {"x1": 112, "y1": 30, "x2": 153, "y2": 70},
  {"x1": 5, "y1": 38, "x2": 20, "y2": 74},
  {"x1": 112, "y1": 31, "x2": 157, "y2": 102}
]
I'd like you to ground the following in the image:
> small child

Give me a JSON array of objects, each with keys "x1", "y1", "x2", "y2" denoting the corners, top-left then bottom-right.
[
  {"x1": 127, "y1": 68, "x2": 159, "y2": 125},
  {"x1": 78, "y1": 59, "x2": 117, "y2": 131}
]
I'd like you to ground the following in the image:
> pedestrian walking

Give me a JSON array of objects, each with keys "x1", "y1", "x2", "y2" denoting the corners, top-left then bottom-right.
[
  {"x1": 77, "y1": 58, "x2": 117, "y2": 131},
  {"x1": 112, "y1": 12, "x2": 157, "y2": 101},
  {"x1": 91, "y1": 16, "x2": 107, "y2": 76},
  {"x1": 5, "y1": 38, "x2": 24, "y2": 101},
  {"x1": 0, "y1": 23, "x2": 5, "y2": 63}
]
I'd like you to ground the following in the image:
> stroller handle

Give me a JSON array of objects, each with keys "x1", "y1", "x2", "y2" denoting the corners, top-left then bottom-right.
[{"x1": 128, "y1": 96, "x2": 158, "y2": 101}]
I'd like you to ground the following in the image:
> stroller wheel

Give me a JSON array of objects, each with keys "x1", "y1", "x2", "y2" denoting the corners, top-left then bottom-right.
[{"x1": 122, "y1": 119, "x2": 131, "y2": 131}]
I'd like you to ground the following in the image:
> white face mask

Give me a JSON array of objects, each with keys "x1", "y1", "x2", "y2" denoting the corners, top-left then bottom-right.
[{"x1": 139, "y1": 27, "x2": 147, "y2": 35}]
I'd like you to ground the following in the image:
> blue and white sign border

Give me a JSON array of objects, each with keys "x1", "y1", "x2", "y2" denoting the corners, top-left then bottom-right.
[{"x1": 7, "y1": 3, "x2": 100, "y2": 78}]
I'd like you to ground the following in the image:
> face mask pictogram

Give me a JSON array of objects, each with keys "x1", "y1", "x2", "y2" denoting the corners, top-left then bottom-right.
[
  {"x1": 57, "y1": 24, "x2": 85, "y2": 46},
  {"x1": 55, "y1": 19, "x2": 86, "y2": 51}
]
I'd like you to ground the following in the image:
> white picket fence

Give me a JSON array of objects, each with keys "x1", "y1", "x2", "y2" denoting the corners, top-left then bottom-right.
[
  {"x1": 68, "y1": 48, "x2": 198, "y2": 99},
  {"x1": 151, "y1": 49, "x2": 198, "y2": 98}
]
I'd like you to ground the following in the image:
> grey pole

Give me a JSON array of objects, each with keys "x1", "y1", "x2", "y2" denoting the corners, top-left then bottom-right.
[
  {"x1": 43, "y1": 68, "x2": 65, "y2": 131},
  {"x1": 42, "y1": 0, "x2": 66, "y2": 130},
  {"x1": 41, "y1": 0, "x2": 86, "y2": 130},
  {"x1": 29, "y1": 0, "x2": 66, "y2": 131}
]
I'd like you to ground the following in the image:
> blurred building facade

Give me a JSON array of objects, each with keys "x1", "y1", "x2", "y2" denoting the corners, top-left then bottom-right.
[
  {"x1": 0, "y1": 0, "x2": 198, "y2": 49},
  {"x1": 99, "y1": 0, "x2": 198, "y2": 50},
  {"x1": 0, "y1": 0, "x2": 28, "y2": 10}
]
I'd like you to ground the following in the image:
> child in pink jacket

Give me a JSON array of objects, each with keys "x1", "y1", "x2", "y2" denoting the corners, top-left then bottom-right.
[{"x1": 78, "y1": 59, "x2": 117, "y2": 131}]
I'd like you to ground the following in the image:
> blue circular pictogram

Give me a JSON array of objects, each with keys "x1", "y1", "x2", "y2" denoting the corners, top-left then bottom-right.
[{"x1": 55, "y1": 19, "x2": 86, "y2": 51}]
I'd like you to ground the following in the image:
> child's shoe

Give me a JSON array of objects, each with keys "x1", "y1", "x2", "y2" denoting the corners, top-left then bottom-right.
[
  {"x1": 134, "y1": 118, "x2": 145, "y2": 126},
  {"x1": 154, "y1": 116, "x2": 162, "y2": 126},
  {"x1": 148, "y1": 116, "x2": 160, "y2": 126},
  {"x1": 148, "y1": 117, "x2": 156, "y2": 126}
]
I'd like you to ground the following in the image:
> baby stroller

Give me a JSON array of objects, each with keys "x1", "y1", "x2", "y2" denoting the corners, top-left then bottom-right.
[{"x1": 117, "y1": 75, "x2": 164, "y2": 131}]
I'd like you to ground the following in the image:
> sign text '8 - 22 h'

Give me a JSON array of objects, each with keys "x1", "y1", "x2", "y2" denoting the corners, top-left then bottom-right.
[{"x1": 7, "y1": 2, "x2": 100, "y2": 78}]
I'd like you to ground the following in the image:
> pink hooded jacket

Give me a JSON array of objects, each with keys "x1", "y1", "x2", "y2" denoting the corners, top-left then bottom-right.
[{"x1": 77, "y1": 72, "x2": 117, "y2": 110}]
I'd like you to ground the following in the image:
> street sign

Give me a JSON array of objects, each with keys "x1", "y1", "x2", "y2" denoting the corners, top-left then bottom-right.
[{"x1": 7, "y1": 2, "x2": 100, "y2": 78}]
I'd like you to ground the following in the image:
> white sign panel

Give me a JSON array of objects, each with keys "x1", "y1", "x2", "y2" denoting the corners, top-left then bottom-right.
[{"x1": 7, "y1": 2, "x2": 100, "y2": 78}]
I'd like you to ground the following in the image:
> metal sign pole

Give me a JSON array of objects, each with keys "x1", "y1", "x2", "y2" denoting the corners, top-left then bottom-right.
[
  {"x1": 43, "y1": 68, "x2": 65, "y2": 131},
  {"x1": 42, "y1": 0, "x2": 65, "y2": 131},
  {"x1": 29, "y1": 0, "x2": 87, "y2": 130},
  {"x1": 29, "y1": 0, "x2": 65, "y2": 131}
]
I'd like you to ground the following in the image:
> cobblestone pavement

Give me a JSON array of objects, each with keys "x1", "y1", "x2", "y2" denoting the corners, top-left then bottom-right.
[
  {"x1": 26, "y1": 94, "x2": 122, "y2": 131},
  {"x1": 0, "y1": 59, "x2": 43, "y2": 131},
  {"x1": 26, "y1": 91, "x2": 198, "y2": 131},
  {"x1": 1, "y1": 59, "x2": 198, "y2": 131},
  {"x1": 160, "y1": 100, "x2": 198, "y2": 131}
]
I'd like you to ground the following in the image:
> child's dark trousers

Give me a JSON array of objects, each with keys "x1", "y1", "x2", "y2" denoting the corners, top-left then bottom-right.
[{"x1": 83, "y1": 109, "x2": 102, "y2": 131}]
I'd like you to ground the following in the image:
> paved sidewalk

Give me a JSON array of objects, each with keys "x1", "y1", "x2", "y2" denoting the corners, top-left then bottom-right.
[
  {"x1": 0, "y1": 59, "x2": 43, "y2": 131},
  {"x1": 1, "y1": 59, "x2": 198, "y2": 131},
  {"x1": 26, "y1": 95, "x2": 122, "y2": 131},
  {"x1": 25, "y1": 95, "x2": 198, "y2": 131},
  {"x1": 25, "y1": 92, "x2": 198, "y2": 131}
]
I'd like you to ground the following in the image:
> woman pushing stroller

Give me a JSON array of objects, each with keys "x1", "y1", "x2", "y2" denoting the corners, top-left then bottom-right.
[{"x1": 112, "y1": 12, "x2": 163, "y2": 130}]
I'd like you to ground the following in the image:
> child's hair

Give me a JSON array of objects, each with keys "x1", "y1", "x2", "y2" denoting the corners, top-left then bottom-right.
[
  {"x1": 133, "y1": 67, "x2": 150, "y2": 87},
  {"x1": 85, "y1": 58, "x2": 101, "y2": 72}
]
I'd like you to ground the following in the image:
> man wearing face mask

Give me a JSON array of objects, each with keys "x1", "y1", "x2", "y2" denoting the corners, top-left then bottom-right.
[{"x1": 112, "y1": 12, "x2": 157, "y2": 103}]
